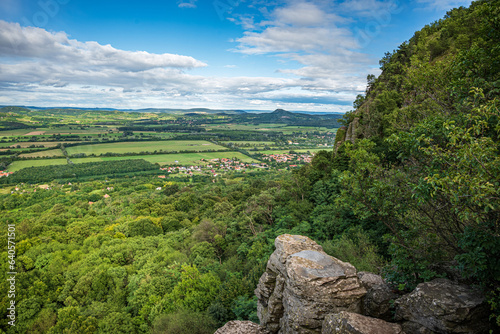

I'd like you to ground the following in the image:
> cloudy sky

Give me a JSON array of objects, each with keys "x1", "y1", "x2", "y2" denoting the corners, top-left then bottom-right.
[{"x1": 0, "y1": 0, "x2": 473, "y2": 112}]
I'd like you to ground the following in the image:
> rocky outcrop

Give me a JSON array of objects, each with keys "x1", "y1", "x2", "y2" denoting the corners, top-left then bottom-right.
[
  {"x1": 322, "y1": 311, "x2": 403, "y2": 334},
  {"x1": 216, "y1": 235, "x2": 491, "y2": 334},
  {"x1": 357, "y1": 271, "x2": 397, "y2": 322},
  {"x1": 394, "y1": 278, "x2": 489, "y2": 333},
  {"x1": 345, "y1": 117, "x2": 359, "y2": 143},
  {"x1": 334, "y1": 126, "x2": 347, "y2": 151},
  {"x1": 214, "y1": 321, "x2": 270, "y2": 334},
  {"x1": 255, "y1": 234, "x2": 366, "y2": 334}
]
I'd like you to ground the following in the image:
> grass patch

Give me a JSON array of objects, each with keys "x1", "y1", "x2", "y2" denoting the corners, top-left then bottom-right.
[
  {"x1": 19, "y1": 149, "x2": 64, "y2": 158},
  {"x1": 8, "y1": 159, "x2": 68, "y2": 172},
  {"x1": 0, "y1": 129, "x2": 34, "y2": 137}
]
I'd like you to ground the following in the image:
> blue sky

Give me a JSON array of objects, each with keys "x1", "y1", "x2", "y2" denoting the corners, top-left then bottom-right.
[{"x1": 0, "y1": 0, "x2": 473, "y2": 112}]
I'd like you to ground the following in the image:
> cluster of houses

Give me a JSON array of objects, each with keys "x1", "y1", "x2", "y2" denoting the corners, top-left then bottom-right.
[
  {"x1": 9, "y1": 183, "x2": 54, "y2": 194},
  {"x1": 157, "y1": 158, "x2": 269, "y2": 178},
  {"x1": 262, "y1": 153, "x2": 313, "y2": 164},
  {"x1": 0, "y1": 171, "x2": 13, "y2": 177}
]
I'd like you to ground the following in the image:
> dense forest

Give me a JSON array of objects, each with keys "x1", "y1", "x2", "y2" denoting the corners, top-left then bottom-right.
[
  {"x1": 0, "y1": 160, "x2": 160, "y2": 185},
  {"x1": 336, "y1": 0, "x2": 500, "y2": 327},
  {"x1": 0, "y1": 1, "x2": 499, "y2": 333}
]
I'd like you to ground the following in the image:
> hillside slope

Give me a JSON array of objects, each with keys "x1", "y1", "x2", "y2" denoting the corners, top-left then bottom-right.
[{"x1": 333, "y1": 0, "x2": 499, "y2": 327}]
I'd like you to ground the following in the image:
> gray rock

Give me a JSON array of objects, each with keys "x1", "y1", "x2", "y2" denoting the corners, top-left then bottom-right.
[
  {"x1": 215, "y1": 321, "x2": 270, "y2": 334},
  {"x1": 401, "y1": 321, "x2": 437, "y2": 334},
  {"x1": 322, "y1": 311, "x2": 404, "y2": 334},
  {"x1": 357, "y1": 271, "x2": 398, "y2": 320},
  {"x1": 256, "y1": 234, "x2": 366, "y2": 334},
  {"x1": 363, "y1": 283, "x2": 398, "y2": 321},
  {"x1": 345, "y1": 117, "x2": 359, "y2": 143},
  {"x1": 357, "y1": 272, "x2": 385, "y2": 289},
  {"x1": 395, "y1": 278, "x2": 490, "y2": 333}
]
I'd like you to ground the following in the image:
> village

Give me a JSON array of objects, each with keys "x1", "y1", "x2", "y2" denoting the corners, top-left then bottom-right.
[
  {"x1": 0, "y1": 152, "x2": 316, "y2": 181},
  {"x1": 157, "y1": 153, "x2": 314, "y2": 178}
]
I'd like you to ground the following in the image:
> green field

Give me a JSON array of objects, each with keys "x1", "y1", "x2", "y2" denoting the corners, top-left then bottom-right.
[
  {"x1": 72, "y1": 152, "x2": 258, "y2": 165},
  {"x1": 19, "y1": 149, "x2": 64, "y2": 158},
  {"x1": 66, "y1": 140, "x2": 227, "y2": 156},
  {"x1": 207, "y1": 123, "x2": 285, "y2": 131},
  {"x1": 41, "y1": 127, "x2": 113, "y2": 135},
  {"x1": 132, "y1": 132, "x2": 186, "y2": 138},
  {"x1": 0, "y1": 129, "x2": 35, "y2": 137},
  {"x1": 7, "y1": 159, "x2": 68, "y2": 172},
  {"x1": 0, "y1": 141, "x2": 75, "y2": 148}
]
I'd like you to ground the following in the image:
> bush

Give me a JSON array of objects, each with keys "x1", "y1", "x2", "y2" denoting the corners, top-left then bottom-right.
[
  {"x1": 321, "y1": 227, "x2": 384, "y2": 273},
  {"x1": 151, "y1": 309, "x2": 215, "y2": 334}
]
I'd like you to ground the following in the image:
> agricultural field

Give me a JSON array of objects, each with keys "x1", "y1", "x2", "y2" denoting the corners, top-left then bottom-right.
[
  {"x1": 131, "y1": 132, "x2": 184, "y2": 138},
  {"x1": 206, "y1": 123, "x2": 287, "y2": 131},
  {"x1": 0, "y1": 107, "x2": 341, "y2": 175},
  {"x1": 66, "y1": 140, "x2": 227, "y2": 156},
  {"x1": 19, "y1": 149, "x2": 64, "y2": 158},
  {"x1": 0, "y1": 129, "x2": 35, "y2": 137},
  {"x1": 7, "y1": 158, "x2": 68, "y2": 172},
  {"x1": 72, "y1": 151, "x2": 258, "y2": 165},
  {"x1": 41, "y1": 127, "x2": 113, "y2": 135},
  {"x1": 0, "y1": 141, "x2": 76, "y2": 148}
]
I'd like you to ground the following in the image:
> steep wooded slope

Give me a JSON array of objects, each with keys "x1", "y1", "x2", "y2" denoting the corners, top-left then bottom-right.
[{"x1": 333, "y1": 0, "x2": 499, "y2": 327}]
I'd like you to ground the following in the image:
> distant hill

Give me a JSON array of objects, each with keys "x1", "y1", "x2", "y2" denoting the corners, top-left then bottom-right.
[
  {"x1": 0, "y1": 105, "x2": 344, "y2": 117},
  {"x1": 232, "y1": 109, "x2": 342, "y2": 127},
  {"x1": 0, "y1": 106, "x2": 31, "y2": 113}
]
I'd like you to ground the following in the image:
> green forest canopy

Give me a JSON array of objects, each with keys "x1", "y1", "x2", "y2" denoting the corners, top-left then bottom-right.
[{"x1": 0, "y1": 1, "x2": 499, "y2": 333}]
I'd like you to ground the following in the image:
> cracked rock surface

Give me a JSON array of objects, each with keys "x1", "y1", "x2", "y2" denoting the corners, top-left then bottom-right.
[
  {"x1": 255, "y1": 234, "x2": 366, "y2": 334},
  {"x1": 394, "y1": 278, "x2": 489, "y2": 333}
]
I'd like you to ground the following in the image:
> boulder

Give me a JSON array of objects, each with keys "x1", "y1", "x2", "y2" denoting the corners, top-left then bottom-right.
[
  {"x1": 401, "y1": 321, "x2": 437, "y2": 334},
  {"x1": 215, "y1": 321, "x2": 270, "y2": 334},
  {"x1": 394, "y1": 278, "x2": 490, "y2": 333},
  {"x1": 357, "y1": 272, "x2": 385, "y2": 289},
  {"x1": 363, "y1": 283, "x2": 398, "y2": 321},
  {"x1": 322, "y1": 311, "x2": 404, "y2": 334},
  {"x1": 357, "y1": 272, "x2": 398, "y2": 321},
  {"x1": 256, "y1": 234, "x2": 366, "y2": 334}
]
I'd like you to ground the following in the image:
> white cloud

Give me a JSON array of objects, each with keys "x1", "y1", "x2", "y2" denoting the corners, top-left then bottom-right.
[
  {"x1": 235, "y1": 25, "x2": 357, "y2": 54},
  {"x1": 227, "y1": 15, "x2": 257, "y2": 30},
  {"x1": 178, "y1": 0, "x2": 198, "y2": 9},
  {"x1": 0, "y1": 21, "x2": 207, "y2": 70},
  {"x1": 274, "y1": 2, "x2": 328, "y2": 26},
  {"x1": 231, "y1": 1, "x2": 373, "y2": 101},
  {"x1": 0, "y1": 17, "x2": 358, "y2": 112}
]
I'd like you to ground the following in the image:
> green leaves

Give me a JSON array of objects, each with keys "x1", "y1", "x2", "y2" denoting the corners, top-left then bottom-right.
[{"x1": 160, "y1": 265, "x2": 221, "y2": 314}]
